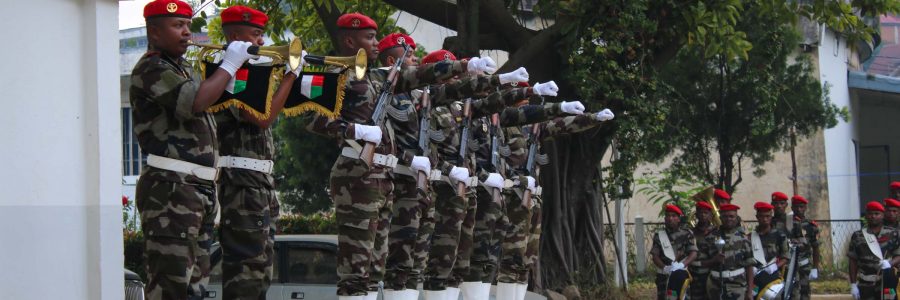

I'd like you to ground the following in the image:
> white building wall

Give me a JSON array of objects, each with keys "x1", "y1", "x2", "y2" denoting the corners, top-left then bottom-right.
[
  {"x1": 819, "y1": 29, "x2": 861, "y2": 220},
  {"x1": 0, "y1": 0, "x2": 122, "y2": 299}
]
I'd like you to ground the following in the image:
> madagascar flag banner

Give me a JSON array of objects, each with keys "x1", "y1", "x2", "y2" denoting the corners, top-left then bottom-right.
[
  {"x1": 283, "y1": 68, "x2": 347, "y2": 119},
  {"x1": 200, "y1": 61, "x2": 280, "y2": 120}
]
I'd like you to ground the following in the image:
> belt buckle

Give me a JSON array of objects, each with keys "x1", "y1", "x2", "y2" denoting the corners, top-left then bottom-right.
[
  {"x1": 534, "y1": 186, "x2": 543, "y2": 196},
  {"x1": 466, "y1": 177, "x2": 479, "y2": 187},
  {"x1": 428, "y1": 170, "x2": 442, "y2": 181}
]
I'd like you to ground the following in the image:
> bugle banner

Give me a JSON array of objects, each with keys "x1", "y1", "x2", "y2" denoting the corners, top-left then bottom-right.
[
  {"x1": 200, "y1": 61, "x2": 281, "y2": 120},
  {"x1": 282, "y1": 66, "x2": 347, "y2": 119}
]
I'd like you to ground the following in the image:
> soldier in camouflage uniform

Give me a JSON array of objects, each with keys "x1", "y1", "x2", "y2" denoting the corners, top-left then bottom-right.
[
  {"x1": 787, "y1": 195, "x2": 820, "y2": 300},
  {"x1": 212, "y1": 6, "x2": 301, "y2": 299},
  {"x1": 421, "y1": 79, "x2": 533, "y2": 299},
  {"x1": 689, "y1": 201, "x2": 716, "y2": 299},
  {"x1": 703, "y1": 204, "x2": 754, "y2": 300},
  {"x1": 848, "y1": 201, "x2": 900, "y2": 300},
  {"x1": 649, "y1": 204, "x2": 698, "y2": 300},
  {"x1": 770, "y1": 192, "x2": 790, "y2": 232},
  {"x1": 749, "y1": 202, "x2": 789, "y2": 299},
  {"x1": 131, "y1": 1, "x2": 255, "y2": 299},
  {"x1": 884, "y1": 198, "x2": 900, "y2": 229},
  {"x1": 305, "y1": 13, "x2": 497, "y2": 300}
]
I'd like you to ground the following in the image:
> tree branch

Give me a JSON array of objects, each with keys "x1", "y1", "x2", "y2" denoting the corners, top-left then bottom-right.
[{"x1": 313, "y1": 0, "x2": 342, "y2": 53}]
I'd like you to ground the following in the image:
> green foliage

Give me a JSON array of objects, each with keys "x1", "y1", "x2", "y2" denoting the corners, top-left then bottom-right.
[
  {"x1": 276, "y1": 212, "x2": 338, "y2": 234},
  {"x1": 123, "y1": 230, "x2": 145, "y2": 280},
  {"x1": 635, "y1": 173, "x2": 707, "y2": 218}
]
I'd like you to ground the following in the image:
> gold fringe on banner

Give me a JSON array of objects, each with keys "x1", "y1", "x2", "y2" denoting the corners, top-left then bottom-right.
[
  {"x1": 281, "y1": 70, "x2": 347, "y2": 120},
  {"x1": 197, "y1": 52, "x2": 282, "y2": 121}
]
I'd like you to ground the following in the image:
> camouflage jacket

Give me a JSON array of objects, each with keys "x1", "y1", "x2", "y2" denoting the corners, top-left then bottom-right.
[
  {"x1": 885, "y1": 220, "x2": 899, "y2": 230},
  {"x1": 773, "y1": 212, "x2": 789, "y2": 232},
  {"x1": 650, "y1": 226, "x2": 699, "y2": 265},
  {"x1": 129, "y1": 51, "x2": 218, "y2": 185},
  {"x1": 847, "y1": 226, "x2": 900, "y2": 277},
  {"x1": 789, "y1": 216, "x2": 820, "y2": 261},
  {"x1": 306, "y1": 61, "x2": 464, "y2": 174},
  {"x1": 472, "y1": 101, "x2": 562, "y2": 179},
  {"x1": 751, "y1": 227, "x2": 789, "y2": 267},
  {"x1": 214, "y1": 106, "x2": 275, "y2": 188},
  {"x1": 691, "y1": 222, "x2": 716, "y2": 273},
  {"x1": 707, "y1": 226, "x2": 754, "y2": 273},
  {"x1": 391, "y1": 74, "x2": 504, "y2": 168},
  {"x1": 428, "y1": 88, "x2": 530, "y2": 175}
]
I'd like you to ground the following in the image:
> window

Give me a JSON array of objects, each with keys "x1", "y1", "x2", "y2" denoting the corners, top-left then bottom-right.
[
  {"x1": 285, "y1": 243, "x2": 338, "y2": 284},
  {"x1": 121, "y1": 107, "x2": 146, "y2": 176}
]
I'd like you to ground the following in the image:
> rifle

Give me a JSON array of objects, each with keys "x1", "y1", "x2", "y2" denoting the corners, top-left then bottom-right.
[
  {"x1": 456, "y1": 98, "x2": 473, "y2": 196},
  {"x1": 359, "y1": 44, "x2": 411, "y2": 167},
  {"x1": 416, "y1": 88, "x2": 432, "y2": 191},
  {"x1": 522, "y1": 123, "x2": 541, "y2": 208},
  {"x1": 489, "y1": 113, "x2": 506, "y2": 204},
  {"x1": 782, "y1": 244, "x2": 798, "y2": 300}
]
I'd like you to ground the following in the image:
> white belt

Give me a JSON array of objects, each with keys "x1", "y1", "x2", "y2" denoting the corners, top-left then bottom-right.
[
  {"x1": 396, "y1": 165, "x2": 443, "y2": 182},
  {"x1": 797, "y1": 258, "x2": 809, "y2": 267},
  {"x1": 503, "y1": 179, "x2": 516, "y2": 189},
  {"x1": 710, "y1": 268, "x2": 745, "y2": 279},
  {"x1": 341, "y1": 147, "x2": 398, "y2": 168},
  {"x1": 859, "y1": 273, "x2": 879, "y2": 282},
  {"x1": 217, "y1": 155, "x2": 273, "y2": 174},
  {"x1": 147, "y1": 154, "x2": 218, "y2": 181},
  {"x1": 534, "y1": 186, "x2": 543, "y2": 196}
]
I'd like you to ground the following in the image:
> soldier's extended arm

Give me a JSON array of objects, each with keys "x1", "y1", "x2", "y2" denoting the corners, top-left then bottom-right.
[
  {"x1": 430, "y1": 74, "x2": 502, "y2": 106},
  {"x1": 536, "y1": 111, "x2": 614, "y2": 140},
  {"x1": 497, "y1": 102, "x2": 563, "y2": 127},
  {"x1": 394, "y1": 61, "x2": 467, "y2": 94}
]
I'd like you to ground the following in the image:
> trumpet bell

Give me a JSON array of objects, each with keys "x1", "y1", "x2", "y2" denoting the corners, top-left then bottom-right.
[{"x1": 288, "y1": 38, "x2": 303, "y2": 70}]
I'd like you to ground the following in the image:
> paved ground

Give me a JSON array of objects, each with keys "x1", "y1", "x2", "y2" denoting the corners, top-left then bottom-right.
[{"x1": 812, "y1": 295, "x2": 852, "y2": 300}]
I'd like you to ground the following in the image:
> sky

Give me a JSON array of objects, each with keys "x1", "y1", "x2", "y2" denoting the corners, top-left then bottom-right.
[{"x1": 119, "y1": 0, "x2": 217, "y2": 30}]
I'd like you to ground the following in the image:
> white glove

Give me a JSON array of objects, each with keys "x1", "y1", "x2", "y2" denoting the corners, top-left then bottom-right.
[
  {"x1": 560, "y1": 101, "x2": 585, "y2": 114},
  {"x1": 450, "y1": 167, "x2": 470, "y2": 182},
  {"x1": 525, "y1": 176, "x2": 537, "y2": 193},
  {"x1": 809, "y1": 268, "x2": 818, "y2": 280},
  {"x1": 498, "y1": 67, "x2": 529, "y2": 84},
  {"x1": 466, "y1": 57, "x2": 498, "y2": 74},
  {"x1": 670, "y1": 261, "x2": 685, "y2": 271},
  {"x1": 410, "y1": 156, "x2": 431, "y2": 174},
  {"x1": 662, "y1": 265, "x2": 673, "y2": 274},
  {"x1": 220, "y1": 41, "x2": 256, "y2": 77},
  {"x1": 287, "y1": 50, "x2": 308, "y2": 77},
  {"x1": 595, "y1": 109, "x2": 615, "y2": 121},
  {"x1": 354, "y1": 124, "x2": 382, "y2": 145},
  {"x1": 882, "y1": 259, "x2": 893, "y2": 269},
  {"x1": 532, "y1": 81, "x2": 559, "y2": 96},
  {"x1": 850, "y1": 283, "x2": 860, "y2": 300},
  {"x1": 484, "y1": 173, "x2": 504, "y2": 189},
  {"x1": 765, "y1": 263, "x2": 778, "y2": 275}
]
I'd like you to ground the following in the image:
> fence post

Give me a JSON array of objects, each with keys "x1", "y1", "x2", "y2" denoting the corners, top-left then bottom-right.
[{"x1": 635, "y1": 216, "x2": 646, "y2": 273}]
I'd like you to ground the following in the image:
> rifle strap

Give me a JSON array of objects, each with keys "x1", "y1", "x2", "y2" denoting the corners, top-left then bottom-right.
[{"x1": 658, "y1": 229, "x2": 676, "y2": 262}]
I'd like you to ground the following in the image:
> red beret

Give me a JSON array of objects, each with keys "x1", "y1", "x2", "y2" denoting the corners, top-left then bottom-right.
[
  {"x1": 885, "y1": 198, "x2": 900, "y2": 208},
  {"x1": 771, "y1": 192, "x2": 788, "y2": 202},
  {"x1": 665, "y1": 204, "x2": 683, "y2": 216},
  {"x1": 891, "y1": 181, "x2": 900, "y2": 190},
  {"x1": 517, "y1": 81, "x2": 530, "y2": 88},
  {"x1": 378, "y1": 33, "x2": 415, "y2": 53},
  {"x1": 791, "y1": 195, "x2": 808, "y2": 205},
  {"x1": 337, "y1": 12, "x2": 377, "y2": 30},
  {"x1": 714, "y1": 189, "x2": 731, "y2": 200},
  {"x1": 754, "y1": 202, "x2": 774, "y2": 211},
  {"x1": 696, "y1": 201, "x2": 714, "y2": 211},
  {"x1": 144, "y1": 0, "x2": 192, "y2": 19},
  {"x1": 422, "y1": 50, "x2": 457, "y2": 64},
  {"x1": 867, "y1": 201, "x2": 886, "y2": 212},
  {"x1": 221, "y1": 5, "x2": 268, "y2": 29},
  {"x1": 719, "y1": 204, "x2": 740, "y2": 211}
]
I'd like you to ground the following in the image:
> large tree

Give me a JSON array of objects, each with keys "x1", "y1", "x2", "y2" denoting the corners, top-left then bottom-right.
[{"x1": 196, "y1": 0, "x2": 900, "y2": 295}]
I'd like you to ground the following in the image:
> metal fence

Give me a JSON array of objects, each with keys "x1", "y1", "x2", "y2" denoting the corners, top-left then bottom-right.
[{"x1": 602, "y1": 218, "x2": 862, "y2": 275}]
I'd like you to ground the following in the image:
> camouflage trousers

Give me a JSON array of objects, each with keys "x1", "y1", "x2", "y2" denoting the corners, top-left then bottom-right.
[
  {"x1": 497, "y1": 186, "x2": 533, "y2": 284},
  {"x1": 217, "y1": 174, "x2": 279, "y2": 300},
  {"x1": 367, "y1": 185, "x2": 394, "y2": 292},
  {"x1": 790, "y1": 266, "x2": 811, "y2": 300},
  {"x1": 383, "y1": 175, "x2": 427, "y2": 290},
  {"x1": 329, "y1": 156, "x2": 395, "y2": 296},
  {"x1": 524, "y1": 195, "x2": 542, "y2": 277},
  {"x1": 423, "y1": 180, "x2": 470, "y2": 290},
  {"x1": 687, "y1": 270, "x2": 709, "y2": 299},
  {"x1": 858, "y1": 276, "x2": 895, "y2": 300},
  {"x1": 465, "y1": 186, "x2": 504, "y2": 283},
  {"x1": 448, "y1": 188, "x2": 479, "y2": 288},
  {"x1": 136, "y1": 176, "x2": 217, "y2": 300},
  {"x1": 409, "y1": 185, "x2": 436, "y2": 289},
  {"x1": 707, "y1": 275, "x2": 749, "y2": 300}
]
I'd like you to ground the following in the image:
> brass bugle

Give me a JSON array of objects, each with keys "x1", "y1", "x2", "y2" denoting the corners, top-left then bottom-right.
[
  {"x1": 688, "y1": 186, "x2": 722, "y2": 227},
  {"x1": 304, "y1": 48, "x2": 368, "y2": 80},
  {"x1": 189, "y1": 37, "x2": 304, "y2": 70}
]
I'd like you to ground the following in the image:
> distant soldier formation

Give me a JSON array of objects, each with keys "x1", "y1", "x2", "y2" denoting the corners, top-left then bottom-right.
[{"x1": 131, "y1": 1, "x2": 614, "y2": 300}]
